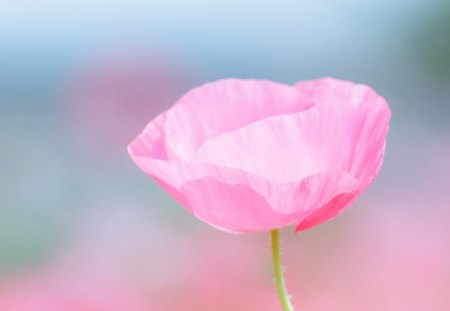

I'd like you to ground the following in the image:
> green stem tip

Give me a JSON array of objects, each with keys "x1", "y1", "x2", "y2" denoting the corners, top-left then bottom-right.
[{"x1": 271, "y1": 229, "x2": 295, "y2": 311}]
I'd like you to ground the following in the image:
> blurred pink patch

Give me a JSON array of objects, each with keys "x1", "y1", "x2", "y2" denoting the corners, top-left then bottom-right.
[
  {"x1": 0, "y1": 205, "x2": 278, "y2": 311},
  {"x1": 352, "y1": 204, "x2": 450, "y2": 310},
  {"x1": 128, "y1": 78, "x2": 391, "y2": 233},
  {"x1": 0, "y1": 272, "x2": 153, "y2": 311},
  {"x1": 62, "y1": 48, "x2": 190, "y2": 157}
]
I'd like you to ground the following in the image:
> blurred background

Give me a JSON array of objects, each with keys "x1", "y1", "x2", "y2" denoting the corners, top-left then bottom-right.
[{"x1": 0, "y1": 0, "x2": 449, "y2": 310}]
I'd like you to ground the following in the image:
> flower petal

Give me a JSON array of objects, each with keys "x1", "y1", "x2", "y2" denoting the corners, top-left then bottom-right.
[
  {"x1": 295, "y1": 78, "x2": 391, "y2": 188},
  {"x1": 163, "y1": 79, "x2": 313, "y2": 161},
  {"x1": 295, "y1": 193, "x2": 355, "y2": 232},
  {"x1": 126, "y1": 157, "x2": 295, "y2": 233},
  {"x1": 129, "y1": 125, "x2": 359, "y2": 231},
  {"x1": 196, "y1": 79, "x2": 390, "y2": 189},
  {"x1": 128, "y1": 111, "x2": 169, "y2": 160},
  {"x1": 295, "y1": 77, "x2": 358, "y2": 103}
]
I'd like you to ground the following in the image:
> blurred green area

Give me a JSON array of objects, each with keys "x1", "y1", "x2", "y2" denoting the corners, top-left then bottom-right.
[{"x1": 414, "y1": 0, "x2": 450, "y2": 79}]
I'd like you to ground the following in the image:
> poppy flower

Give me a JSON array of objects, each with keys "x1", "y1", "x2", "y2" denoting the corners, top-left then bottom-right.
[{"x1": 128, "y1": 78, "x2": 391, "y2": 233}]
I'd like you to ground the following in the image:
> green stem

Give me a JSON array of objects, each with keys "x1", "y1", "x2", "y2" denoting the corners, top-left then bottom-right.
[{"x1": 271, "y1": 229, "x2": 295, "y2": 311}]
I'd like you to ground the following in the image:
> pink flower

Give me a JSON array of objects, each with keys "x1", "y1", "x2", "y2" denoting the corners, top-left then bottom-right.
[{"x1": 128, "y1": 78, "x2": 391, "y2": 233}]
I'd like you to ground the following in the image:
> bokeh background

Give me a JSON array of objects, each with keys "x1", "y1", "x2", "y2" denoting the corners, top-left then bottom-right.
[{"x1": 1, "y1": 0, "x2": 449, "y2": 310}]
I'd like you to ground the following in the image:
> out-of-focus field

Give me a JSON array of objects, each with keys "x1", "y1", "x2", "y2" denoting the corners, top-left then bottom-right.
[{"x1": 0, "y1": 1, "x2": 449, "y2": 310}]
